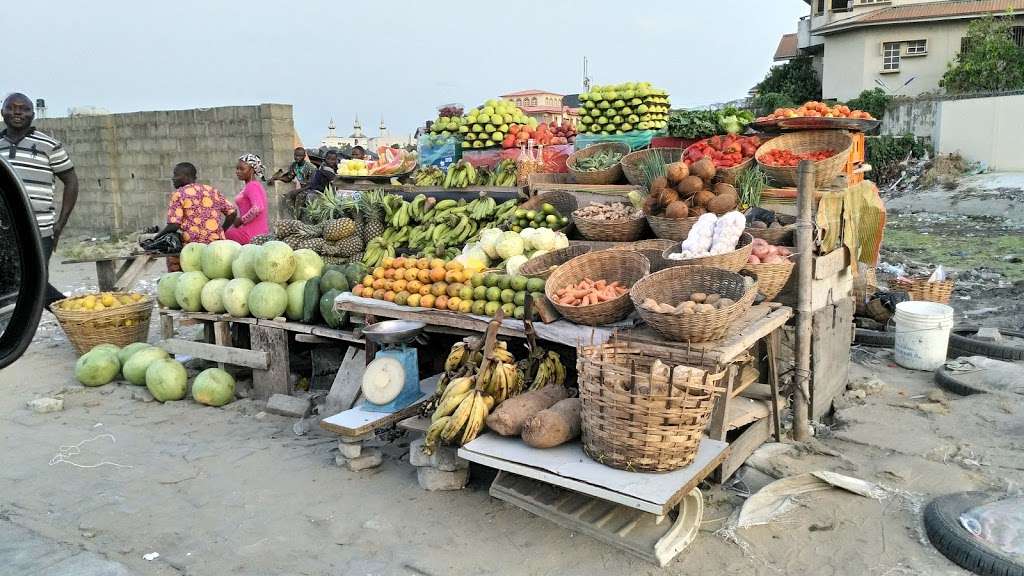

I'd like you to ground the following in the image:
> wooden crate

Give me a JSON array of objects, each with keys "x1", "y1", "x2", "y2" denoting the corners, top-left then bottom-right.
[{"x1": 774, "y1": 246, "x2": 853, "y2": 312}]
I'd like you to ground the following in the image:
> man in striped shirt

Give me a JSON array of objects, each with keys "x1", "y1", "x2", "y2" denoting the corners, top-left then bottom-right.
[{"x1": 1, "y1": 93, "x2": 79, "y2": 305}]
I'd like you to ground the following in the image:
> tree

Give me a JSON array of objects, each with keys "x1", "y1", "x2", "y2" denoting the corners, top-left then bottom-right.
[
  {"x1": 845, "y1": 88, "x2": 892, "y2": 120},
  {"x1": 755, "y1": 56, "x2": 821, "y2": 105},
  {"x1": 941, "y1": 12, "x2": 1024, "y2": 94},
  {"x1": 752, "y1": 92, "x2": 796, "y2": 117}
]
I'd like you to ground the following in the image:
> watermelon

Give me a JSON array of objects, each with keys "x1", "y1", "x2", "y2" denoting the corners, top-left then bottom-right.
[
  {"x1": 157, "y1": 272, "x2": 183, "y2": 309},
  {"x1": 320, "y1": 289, "x2": 344, "y2": 328},
  {"x1": 232, "y1": 244, "x2": 261, "y2": 281},
  {"x1": 343, "y1": 263, "x2": 368, "y2": 289},
  {"x1": 290, "y1": 249, "x2": 324, "y2": 282},
  {"x1": 179, "y1": 242, "x2": 204, "y2": 272},
  {"x1": 123, "y1": 347, "x2": 170, "y2": 385},
  {"x1": 223, "y1": 278, "x2": 255, "y2": 317},
  {"x1": 302, "y1": 276, "x2": 321, "y2": 323},
  {"x1": 254, "y1": 241, "x2": 295, "y2": 283},
  {"x1": 117, "y1": 342, "x2": 153, "y2": 367},
  {"x1": 192, "y1": 368, "x2": 236, "y2": 407},
  {"x1": 201, "y1": 239, "x2": 241, "y2": 279},
  {"x1": 174, "y1": 271, "x2": 210, "y2": 312},
  {"x1": 319, "y1": 269, "x2": 349, "y2": 294},
  {"x1": 75, "y1": 349, "x2": 120, "y2": 387},
  {"x1": 145, "y1": 358, "x2": 188, "y2": 402},
  {"x1": 285, "y1": 280, "x2": 307, "y2": 321},
  {"x1": 200, "y1": 278, "x2": 230, "y2": 313},
  {"x1": 248, "y1": 281, "x2": 288, "y2": 319}
]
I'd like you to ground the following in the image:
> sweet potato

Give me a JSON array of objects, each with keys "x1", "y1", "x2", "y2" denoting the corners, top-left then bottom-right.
[
  {"x1": 486, "y1": 386, "x2": 568, "y2": 436},
  {"x1": 521, "y1": 398, "x2": 581, "y2": 449}
]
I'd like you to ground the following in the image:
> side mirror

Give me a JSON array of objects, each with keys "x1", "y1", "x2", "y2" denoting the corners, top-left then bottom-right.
[{"x1": 0, "y1": 156, "x2": 47, "y2": 369}]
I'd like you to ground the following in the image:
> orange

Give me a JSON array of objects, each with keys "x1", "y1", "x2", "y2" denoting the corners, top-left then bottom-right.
[
  {"x1": 383, "y1": 280, "x2": 394, "y2": 291},
  {"x1": 362, "y1": 275, "x2": 374, "y2": 287},
  {"x1": 404, "y1": 268, "x2": 419, "y2": 282},
  {"x1": 382, "y1": 257, "x2": 395, "y2": 268},
  {"x1": 429, "y1": 268, "x2": 446, "y2": 283},
  {"x1": 392, "y1": 279, "x2": 407, "y2": 293},
  {"x1": 458, "y1": 299, "x2": 473, "y2": 313},
  {"x1": 418, "y1": 284, "x2": 432, "y2": 296},
  {"x1": 407, "y1": 280, "x2": 422, "y2": 293},
  {"x1": 447, "y1": 296, "x2": 461, "y2": 311},
  {"x1": 420, "y1": 294, "x2": 435, "y2": 309},
  {"x1": 384, "y1": 290, "x2": 396, "y2": 302},
  {"x1": 372, "y1": 278, "x2": 386, "y2": 290},
  {"x1": 434, "y1": 295, "x2": 448, "y2": 310},
  {"x1": 416, "y1": 258, "x2": 430, "y2": 270},
  {"x1": 445, "y1": 261, "x2": 464, "y2": 272},
  {"x1": 405, "y1": 258, "x2": 418, "y2": 269},
  {"x1": 372, "y1": 267, "x2": 386, "y2": 279},
  {"x1": 431, "y1": 282, "x2": 448, "y2": 297},
  {"x1": 393, "y1": 256, "x2": 406, "y2": 268},
  {"x1": 353, "y1": 284, "x2": 364, "y2": 294},
  {"x1": 361, "y1": 286, "x2": 374, "y2": 298},
  {"x1": 417, "y1": 269, "x2": 432, "y2": 283},
  {"x1": 372, "y1": 289, "x2": 387, "y2": 300},
  {"x1": 384, "y1": 268, "x2": 396, "y2": 279},
  {"x1": 430, "y1": 258, "x2": 446, "y2": 270}
]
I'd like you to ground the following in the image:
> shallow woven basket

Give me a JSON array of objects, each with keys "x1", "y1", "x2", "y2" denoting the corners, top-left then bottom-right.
[
  {"x1": 51, "y1": 296, "x2": 154, "y2": 355},
  {"x1": 754, "y1": 130, "x2": 852, "y2": 188},
  {"x1": 896, "y1": 277, "x2": 955, "y2": 304},
  {"x1": 573, "y1": 210, "x2": 647, "y2": 242},
  {"x1": 714, "y1": 156, "x2": 755, "y2": 185},
  {"x1": 630, "y1": 266, "x2": 757, "y2": 342},
  {"x1": 567, "y1": 142, "x2": 630, "y2": 185},
  {"x1": 578, "y1": 340, "x2": 728, "y2": 472},
  {"x1": 520, "y1": 190, "x2": 578, "y2": 219},
  {"x1": 746, "y1": 214, "x2": 796, "y2": 245},
  {"x1": 742, "y1": 258, "x2": 795, "y2": 301},
  {"x1": 545, "y1": 250, "x2": 650, "y2": 326},
  {"x1": 606, "y1": 239, "x2": 676, "y2": 273},
  {"x1": 646, "y1": 214, "x2": 700, "y2": 241},
  {"x1": 621, "y1": 148, "x2": 679, "y2": 188},
  {"x1": 661, "y1": 233, "x2": 754, "y2": 273},
  {"x1": 519, "y1": 245, "x2": 592, "y2": 281}
]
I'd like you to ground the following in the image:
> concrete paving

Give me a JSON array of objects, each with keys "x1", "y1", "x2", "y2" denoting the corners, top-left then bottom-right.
[{"x1": 0, "y1": 520, "x2": 134, "y2": 576}]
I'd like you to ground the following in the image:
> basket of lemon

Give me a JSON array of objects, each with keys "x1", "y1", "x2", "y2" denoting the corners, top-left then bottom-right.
[{"x1": 51, "y1": 292, "x2": 154, "y2": 355}]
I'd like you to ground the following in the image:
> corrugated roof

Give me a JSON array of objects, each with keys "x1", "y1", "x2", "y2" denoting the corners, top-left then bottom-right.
[
  {"x1": 817, "y1": 0, "x2": 1024, "y2": 34},
  {"x1": 774, "y1": 33, "x2": 799, "y2": 60}
]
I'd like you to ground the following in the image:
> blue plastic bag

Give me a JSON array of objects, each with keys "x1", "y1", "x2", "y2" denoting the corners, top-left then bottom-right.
[
  {"x1": 574, "y1": 131, "x2": 662, "y2": 152},
  {"x1": 417, "y1": 134, "x2": 461, "y2": 170}
]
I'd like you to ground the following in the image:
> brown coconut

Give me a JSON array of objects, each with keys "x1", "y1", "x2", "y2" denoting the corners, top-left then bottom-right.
[
  {"x1": 690, "y1": 206, "x2": 707, "y2": 217},
  {"x1": 692, "y1": 189, "x2": 715, "y2": 208},
  {"x1": 658, "y1": 188, "x2": 680, "y2": 205},
  {"x1": 707, "y1": 193, "x2": 738, "y2": 215},
  {"x1": 677, "y1": 176, "x2": 703, "y2": 195},
  {"x1": 665, "y1": 201, "x2": 690, "y2": 219},
  {"x1": 690, "y1": 158, "x2": 716, "y2": 183},
  {"x1": 649, "y1": 176, "x2": 669, "y2": 192},
  {"x1": 666, "y1": 162, "x2": 689, "y2": 185},
  {"x1": 713, "y1": 182, "x2": 738, "y2": 197}
]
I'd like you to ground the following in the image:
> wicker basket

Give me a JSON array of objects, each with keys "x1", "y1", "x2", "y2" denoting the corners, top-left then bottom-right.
[
  {"x1": 520, "y1": 190, "x2": 578, "y2": 219},
  {"x1": 606, "y1": 239, "x2": 677, "y2": 273},
  {"x1": 519, "y1": 244, "x2": 592, "y2": 281},
  {"x1": 545, "y1": 250, "x2": 650, "y2": 326},
  {"x1": 567, "y1": 142, "x2": 630, "y2": 185},
  {"x1": 630, "y1": 266, "x2": 757, "y2": 342},
  {"x1": 661, "y1": 233, "x2": 754, "y2": 273},
  {"x1": 746, "y1": 214, "x2": 796, "y2": 245},
  {"x1": 573, "y1": 210, "x2": 647, "y2": 242},
  {"x1": 621, "y1": 148, "x2": 680, "y2": 188},
  {"x1": 742, "y1": 258, "x2": 795, "y2": 301},
  {"x1": 754, "y1": 130, "x2": 852, "y2": 188},
  {"x1": 714, "y1": 156, "x2": 755, "y2": 185},
  {"x1": 51, "y1": 296, "x2": 155, "y2": 355},
  {"x1": 578, "y1": 340, "x2": 728, "y2": 472},
  {"x1": 646, "y1": 214, "x2": 699, "y2": 241},
  {"x1": 895, "y1": 277, "x2": 955, "y2": 304}
]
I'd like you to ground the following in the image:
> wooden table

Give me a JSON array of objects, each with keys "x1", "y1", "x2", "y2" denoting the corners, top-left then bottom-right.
[
  {"x1": 62, "y1": 252, "x2": 175, "y2": 292},
  {"x1": 459, "y1": 434, "x2": 728, "y2": 566}
]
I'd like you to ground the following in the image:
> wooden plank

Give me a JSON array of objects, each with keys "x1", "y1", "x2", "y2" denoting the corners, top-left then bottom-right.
[
  {"x1": 212, "y1": 321, "x2": 232, "y2": 370},
  {"x1": 250, "y1": 324, "x2": 290, "y2": 400},
  {"x1": 811, "y1": 298, "x2": 854, "y2": 420},
  {"x1": 813, "y1": 246, "x2": 851, "y2": 280},
  {"x1": 258, "y1": 318, "x2": 316, "y2": 334},
  {"x1": 62, "y1": 253, "x2": 174, "y2": 265},
  {"x1": 95, "y1": 260, "x2": 116, "y2": 291},
  {"x1": 715, "y1": 418, "x2": 772, "y2": 483},
  {"x1": 729, "y1": 363, "x2": 760, "y2": 398},
  {"x1": 459, "y1": 435, "x2": 729, "y2": 516},
  {"x1": 721, "y1": 397, "x2": 770, "y2": 431},
  {"x1": 398, "y1": 416, "x2": 431, "y2": 434},
  {"x1": 309, "y1": 326, "x2": 365, "y2": 344},
  {"x1": 112, "y1": 255, "x2": 154, "y2": 291},
  {"x1": 766, "y1": 329, "x2": 784, "y2": 442},
  {"x1": 319, "y1": 395, "x2": 429, "y2": 437},
  {"x1": 322, "y1": 347, "x2": 364, "y2": 416},
  {"x1": 160, "y1": 314, "x2": 175, "y2": 340},
  {"x1": 707, "y1": 367, "x2": 735, "y2": 442},
  {"x1": 159, "y1": 338, "x2": 269, "y2": 369},
  {"x1": 533, "y1": 296, "x2": 561, "y2": 324},
  {"x1": 163, "y1": 310, "x2": 257, "y2": 325}
]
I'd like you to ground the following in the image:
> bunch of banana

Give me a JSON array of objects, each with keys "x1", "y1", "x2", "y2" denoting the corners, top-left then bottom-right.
[
  {"x1": 413, "y1": 166, "x2": 444, "y2": 186},
  {"x1": 474, "y1": 166, "x2": 491, "y2": 186},
  {"x1": 407, "y1": 194, "x2": 436, "y2": 223},
  {"x1": 530, "y1": 350, "x2": 566, "y2": 390},
  {"x1": 467, "y1": 197, "x2": 497, "y2": 220},
  {"x1": 426, "y1": 388, "x2": 493, "y2": 451},
  {"x1": 482, "y1": 359, "x2": 523, "y2": 404},
  {"x1": 444, "y1": 341, "x2": 469, "y2": 373},
  {"x1": 389, "y1": 200, "x2": 412, "y2": 228},
  {"x1": 489, "y1": 159, "x2": 518, "y2": 187},
  {"x1": 361, "y1": 237, "x2": 396, "y2": 268},
  {"x1": 442, "y1": 160, "x2": 477, "y2": 189}
]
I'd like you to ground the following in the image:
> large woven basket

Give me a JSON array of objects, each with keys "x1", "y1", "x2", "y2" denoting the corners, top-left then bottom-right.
[
  {"x1": 573, "y1": 210, "x2": 647, "y2": 242},
  {"x1": 519, "y1": 244, "x2": 592, "y2": 281},
  {"x1": 606, "y1": 239, "x2": 676, "y2": 273},
  {"x1": 714, "y1": 156, "x2": 755, "y2": 185},
  {"x1": 630, "y1": 266, "x2": 757, "y2": 342},
  {"x1": 746, "y1": 213, "x2": 796, "y2": 245},
  {"x1": 661, "y1": 233, "x2": 754, "y2": 273},
  {"x1": 894, "y1": 277, "x2": 955, "y2": 304},
  {"x1": 567, "y1": 142, "x2": 630, "y2": 185},
  {"x1": 621, "y1": 148, "x2": 679, "y2": 188},
  {"x1": 578, "y1": 340, "x2": 727, "y2": 472},
  {"x1": 754, "y1": 130, "x2": 852, "y2": 188},
  {"x1": 51, "y1": 295, "x2": 154, "y2": 355},
  {"x1": 520, "y1": 190, "x2": 578, "y2": 219},
  {"x1": 646, "y1": 214, "x2": 699, "y2": 241},
  {"x1": 545, "y1": 250, "x2": 650, "y2": 326},
  {"x1": 742, "y1": 258, "x2": 795, "y2": 301}
]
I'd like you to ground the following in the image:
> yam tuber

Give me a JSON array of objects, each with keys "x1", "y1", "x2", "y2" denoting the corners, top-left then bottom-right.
[
  {"x1": 485, "y1": 386, "x2": 568, "y2": 436},
  {"x1": 522, "y1": 398, "x2": 582, "y2": 449}
]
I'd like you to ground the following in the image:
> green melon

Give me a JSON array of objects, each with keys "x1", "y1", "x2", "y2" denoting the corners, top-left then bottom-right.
[
  {"x1": 285, "y1": 280, "x2": 307, "y2": 321},
  {"x1": 89, "y1": 343, "x2": 121, "y2": 357},
  {"x1": 248, "y1": 281, "x2": 288, "y2": 319},
  {"x1": 319, "y1": 269, "x2": 349, "y2": 294},
  {"x1": 123, "y1": 347, "x2": 170, "y2": 385},
  {"x1": 254, "y1": 241, "x2": 296, "y2": 283},
  {"x1": 201, "y1": 239, "x2": 241, "y2": 279},
  {"x1": 231, "y1": 244, "x2": 261, "y2": 281},
  {"x1": 145, "y1": 358, "x2": 188, "y2": 402},
  {"x1": 157, "y1": 272, "x2": 183, "y2": 309},
  {"x1": 117, "y1": 342, "x2": 153, "y2": 367},
  {"x1": 179, "y1": 242, "x2": 205, "y2": 272},
  {"x1": 320, "y1": 289, "x2": 344, "y2": 328},
  {"x1": 191, "y1": 367, "x2": 236, "y2": 407},
  {"x1": 290, "y1": 249, "x2": 324, "y2": 282},
  {"x1": 222, "y1": 278, "x2": 255, "y2": 317},
  {"x1": 174, "y1": 271, "x2": 210, "y2": 312},
  {"x1": 75, "y1": 350, "x2": 120, "y2": 387},
  {"x1": 200, "y1": 278, "x2": 231, "y2": 313}
]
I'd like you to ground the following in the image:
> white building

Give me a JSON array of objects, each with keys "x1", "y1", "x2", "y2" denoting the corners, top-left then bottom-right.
[{"x1": 319, "y1": 117, "x2": 413, "y2": 151}]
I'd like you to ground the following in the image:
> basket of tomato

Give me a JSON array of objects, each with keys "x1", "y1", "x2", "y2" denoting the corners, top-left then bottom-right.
[
  {"x1": 754, "y1": 130, "x2": 852, "y2": 187},
  {"x1": 682, "y1": 134, "x2": 763, "y2": 185}
]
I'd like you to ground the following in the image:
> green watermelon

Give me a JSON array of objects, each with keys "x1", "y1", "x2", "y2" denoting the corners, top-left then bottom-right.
[
  {"x1": 192, "y1": 367, "x2": 236, "y2": 406},
  {"x1": 117, "y1": 342, "x2": 153, "y2": 367},
  {"x1": 145, "y1": 359, "x2": 188, "y2": 402},
  {"x1": 343, "y1": 263, "x2": 368, "y2": 288},
  {"x1": 320, "y1": 289, "x2": 344, "y2": 328},
  {"x1": 285, "y1": 280, "x2": 307, "y2": 321},
  {"x1": 303, "y1": 276, "x2": 321, "y2": 324},
  {"x1": 75, "y1": 350, "x2": 120, "y2": 387}
]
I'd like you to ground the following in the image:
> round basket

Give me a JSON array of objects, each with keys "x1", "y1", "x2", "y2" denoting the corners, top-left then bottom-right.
[
  {"x1": 578, "y1": 341, "x2": 728, "y2": 472},
  {"x1": 754, "y1": 130, "x2": 852, "y2": 188},
  {"x1": 621, "y1": 148, "x2": 679, "y2": 188},
  {"x1": 606, "y1": 239, "x2": 676, "y2": 273},
  {"x1": 545, "y1": 250, "x2": 650, "y2": 326},
  {"x1": 519, "y1": 190, "x2": 578, "y2": 218},
  {"x1": 567, "y1": 142, "x2": 630, "y2": 185},
  {"x1": 51, "y1": 295, "x2": 155, "y2": 355},
  {"x1": 661, "y1": 233, "x2": 754, "y2": 273},
  {"x1": 573, "y1": 210, "x2": 647, "y2": 242},
  {"x1": 895, "y1": 277, "x2": 955, "y2": 304},
  {"x1": 519, "y1": 244, "x2": 592, "y2": 281},
  {"x1": 646, "y1": 214, "x2": 699, "y2": 241},
  {"x1": 742, "y1": 258, "x2": 795, "y2": 301},
  {"x1": 631, "y1": 266, "x2": 756, "y2": 342},
  {"x1": 746, "y1": 214, "x2": 796, "y2": 245},
  {"x1": 714, "y1": 156, "x2": 755, "y2": 185}
]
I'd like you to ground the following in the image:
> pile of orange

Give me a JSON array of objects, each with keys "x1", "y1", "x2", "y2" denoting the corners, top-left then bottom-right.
[{"x1": 351, "y1": 257, "x2": 484, "y2": 313}]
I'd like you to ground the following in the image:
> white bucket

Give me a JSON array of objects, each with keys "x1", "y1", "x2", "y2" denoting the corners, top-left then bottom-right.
[{"x1": 893, "y1": 301, "x2": 954, "y2": 371}]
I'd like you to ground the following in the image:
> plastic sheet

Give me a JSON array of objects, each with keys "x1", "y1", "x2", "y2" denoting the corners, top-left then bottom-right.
[
  {"x1": 463, "y1": 144, "x2": 574, "y2": 173},
  {"x1": 959, "y1": 497, "x2": 1024, "y2": 556},
  {"x1": 417, "y1": 134, "x2": 461, "y2": 170},
  {"x1": 574, "y1": 131, "x2": 661, "y2": 153}
]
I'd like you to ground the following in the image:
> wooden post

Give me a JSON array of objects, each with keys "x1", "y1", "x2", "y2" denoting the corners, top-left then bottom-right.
[
  {"x1": 250, "y1": 324, "x2": 290, "y2": 400},
  {"x1": 95, "y1": 260, "x2": 116, "y2": 292},
  {"x1": 793, "y1": 161, "x2": 815, "y2": 442}
]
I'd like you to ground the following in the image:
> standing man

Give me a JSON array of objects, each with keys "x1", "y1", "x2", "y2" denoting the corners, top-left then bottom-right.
[{"x1": 0, "y1": 93, "x2": 79, "y2": 305}]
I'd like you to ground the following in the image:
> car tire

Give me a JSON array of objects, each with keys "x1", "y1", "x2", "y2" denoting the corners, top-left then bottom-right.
[
  {"x1": 854, "y1": 328, "x2": 894, "y2": 347},
  {"x1": 948, "y1": 329, "x2": 1024, "y2": 362},
  {"x1": 934, "y1": 367, "x2": 990, "y2": 396},
  {"x1": 924, "y1": 492, "x2": 1024, "y2": 576}
]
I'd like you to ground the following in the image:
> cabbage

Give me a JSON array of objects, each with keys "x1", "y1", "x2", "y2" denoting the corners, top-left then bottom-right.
[
  {"x1": 553, "y1": 232, "x2": 570, "y2": 250},
  {"x1": 518, "y1": 228, "x2": 538, "y2": 250},
  {"x1": 464, "y1": 245, "x2": 489, "y2": 271},
  {"x1": 479, "y1": 228, "x2": 503, "y2": 260},
  {"x1": 505, "y1": 255, "x2": 529, "y2": 276},
  {"x1": 496, "y1": 231, "x2": 525, "y2": 260},
  {"x1": 530, "y1": 228, "x2": 557, "y2": 251}
]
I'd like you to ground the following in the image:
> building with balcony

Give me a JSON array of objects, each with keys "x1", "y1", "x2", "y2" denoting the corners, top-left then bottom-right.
[
  {"x1": 775, "y1": 0, "x2": 1024, "y2": 100},
  {"x1": 500, "y1": 90, "x2": 580, "y2": 127}
]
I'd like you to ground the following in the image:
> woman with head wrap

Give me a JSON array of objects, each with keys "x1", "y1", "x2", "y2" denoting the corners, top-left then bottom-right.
[{"x1": 224, "y1": 153, "x2": 270, "y2": 244}]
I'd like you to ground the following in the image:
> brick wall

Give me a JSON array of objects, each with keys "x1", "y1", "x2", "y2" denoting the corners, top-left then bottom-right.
[{"x1": 9, "y1": 104, "x2": 297, "y2": 239}]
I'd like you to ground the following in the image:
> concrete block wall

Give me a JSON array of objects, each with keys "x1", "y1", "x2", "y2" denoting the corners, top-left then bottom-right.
[{"x1": 19, "y1": 104, "x2": 296, "y2": 239}]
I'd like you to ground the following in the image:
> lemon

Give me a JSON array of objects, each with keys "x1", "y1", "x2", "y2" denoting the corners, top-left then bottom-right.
[{"x1": 101, "y1": 294, "x2": 115, "y2": 307}]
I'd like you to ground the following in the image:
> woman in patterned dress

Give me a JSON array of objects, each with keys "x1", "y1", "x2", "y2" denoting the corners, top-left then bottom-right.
[{"x1": 157, "y1": 162, "x2": 237, "y2": 271}]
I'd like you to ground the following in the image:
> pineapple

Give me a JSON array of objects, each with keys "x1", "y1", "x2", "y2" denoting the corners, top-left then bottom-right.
[
  {"x1": 294, "y1": 237, "x2": 326, "y2": 252},
  {"x1": 356, "y1": 189, "x2": 387, "y2": 243},
  {"x1": 323, "y1": 218, "x2": 357, "y2": 242},
  {"x1": 334, "y1": 232, "x2": 364, "y2": 257},
  {"x1": 251, "y1": 234, "x2": 276, "y2": 245},
  {"x1": 275, "y1": 220, "x2": 304, "y2": 238}
]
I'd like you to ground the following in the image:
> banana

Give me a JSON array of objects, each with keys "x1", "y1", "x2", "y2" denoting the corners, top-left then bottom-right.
[
  {"x1": 423, "y1": 416, "x2": 449, "y2": 455},
  {"x1": 441, "y1": 376, "x2": 474, "y2": 402},
  {"x1": 441, "y1": 393, "x2": 476, "y2": 442},
  {"x1": 432, "y1": 388, "x2": 471, "y2": 422},
  {"x1": 444, "y1": 342, "x2": 466, "y2": 372},
  {"x1": 460, "y1": 392, "x2": 487, "y2": 445},
  {"x1": 434, "y1": 199, "x2": 457, "y2": 211},
  {"x1": 491, "y1": 346, "x2": 514, "y2": 364}
]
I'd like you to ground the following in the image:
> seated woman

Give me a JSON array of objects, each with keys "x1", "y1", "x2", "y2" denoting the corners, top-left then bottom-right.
[{"x1": 224, "y1": 153, "x2": 269, "y2": 244}]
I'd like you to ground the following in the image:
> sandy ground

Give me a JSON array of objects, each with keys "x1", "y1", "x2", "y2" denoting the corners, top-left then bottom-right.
[{"x1": 0, "y1": 257, "x2": 1020, "y2": 575}]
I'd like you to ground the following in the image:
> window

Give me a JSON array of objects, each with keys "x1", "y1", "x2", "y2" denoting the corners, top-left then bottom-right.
[
  {"x1": 882, "y1": 41, "x2": 900, "y2": 71},
  {"x1": 515, "y1": 98, "x2": 522, "y2": 106},
  {"x1": 530, "y1": 97, "x2": 537, "y2": 106},
  {"x1": 831, "y1": 0, "x2": 851, "y2": 12},
  {"x1": 816, "y1": 0, "x2": 824, "y2": 14},
  {"x1": 905, "y1": 39, "x2": 927, "y2": 55}
]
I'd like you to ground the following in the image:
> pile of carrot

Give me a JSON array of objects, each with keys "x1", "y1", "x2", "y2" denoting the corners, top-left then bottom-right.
[{"x1": 551, "y1": 279, "x2": 627, "y2": 307}]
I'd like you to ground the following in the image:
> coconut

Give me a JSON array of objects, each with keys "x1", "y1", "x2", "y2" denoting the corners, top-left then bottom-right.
[
  {"x1": 665, "y1": 201, "x2": 689, "y2": 219},
  {"x1": 690, "y1": 158, "x2": 716, "y2": 182},
  {"x1": 666, "y1": 162, "x2": 689, "y2": 185},
  {"x1": 649, "y1": 176, "x2": 669, "y2": 192},
  {"x1": 692, "y1": 190, "x2": 715, "y2": 208},
  {"x1": 658, "y1": 188, "x2": 680, "y2": 205},
  {"x1": 713, "y1": 182, "x2": 738, "y2": 197},
  {"x1": 707, "y1": 193, "x2": 738, "y2": 215},
  {"x1": 642, "y1": 195, "x2": 660, "y2": 216},
  {"x1": 690, "y1": 206, "x2": 707, "y2": 217},
  {"x1": 677, "y1": 176, "x2": 703, "y2": 195}
]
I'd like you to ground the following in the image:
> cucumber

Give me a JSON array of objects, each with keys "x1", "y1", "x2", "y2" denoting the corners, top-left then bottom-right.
[{"x1": 302, "y1": 276, "x2": 321, "y2": 324}]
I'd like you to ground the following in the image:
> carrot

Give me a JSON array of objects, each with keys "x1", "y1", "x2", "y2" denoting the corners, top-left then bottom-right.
[
  {"x1": 595, "y1": 280, "x2": 606, "y2": 290},
  {"x1": 581, "y1": 294, "x2": 591, "y2": 306},
  {"x1": 556, "y1": 287, "x2": 568, "y2": 297},
  {"x1": 608, "y1": 281, "x2": 620, "y2": 289}
]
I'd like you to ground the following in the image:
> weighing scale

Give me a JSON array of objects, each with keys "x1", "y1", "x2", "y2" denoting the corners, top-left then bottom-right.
[{"x1": 360, "y1": 320, "x2": 426, "y2": 413}]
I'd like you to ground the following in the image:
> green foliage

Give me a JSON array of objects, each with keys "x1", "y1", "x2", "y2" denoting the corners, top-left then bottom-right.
[
  {"x1": 755, "y1": 57, "x2": 821, "y2": 105},
  {"x1": 751, "y1": 92, "x2": 796, "y2": 117},
  {"x1": 866, "y1": 134, "x2": 931, "y2": 186},
  {"x1": 844, "y1": 88, "x2": 892, "y2": 120},
  {"x1": 940, "y1": 12, "x2": 1024, "y2": 93}
]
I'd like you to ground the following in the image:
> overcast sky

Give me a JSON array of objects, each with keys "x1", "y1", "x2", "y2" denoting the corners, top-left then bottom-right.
[{"x1": 9, "y1": 0, "x2": 805, "y2": 145}]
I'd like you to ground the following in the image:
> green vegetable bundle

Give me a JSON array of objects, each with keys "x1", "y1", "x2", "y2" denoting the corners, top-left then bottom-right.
[{"x1": 573, "y1": 151, "x2": 624, "y2": 172}]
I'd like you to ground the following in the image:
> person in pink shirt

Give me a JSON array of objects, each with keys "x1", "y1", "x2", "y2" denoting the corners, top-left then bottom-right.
[{"x1": 225, "y1": 153, "x2": 270, "y2": 244}]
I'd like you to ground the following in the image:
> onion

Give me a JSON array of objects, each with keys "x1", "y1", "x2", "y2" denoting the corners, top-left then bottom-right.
[
  {"x1": 747, "y1": 255, "x2": 761, "y2": 264},
  {"x1": 764, "y1": 255, "x2": 786, "y2": 264},
  {"x1": 752, "y1": 245, "x2": 770, "y2": 258}
]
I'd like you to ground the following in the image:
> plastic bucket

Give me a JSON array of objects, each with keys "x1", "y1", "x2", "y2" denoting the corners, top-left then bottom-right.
[{"x1": 894, "y1": 301, "x2": 954, "y2": 371}]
